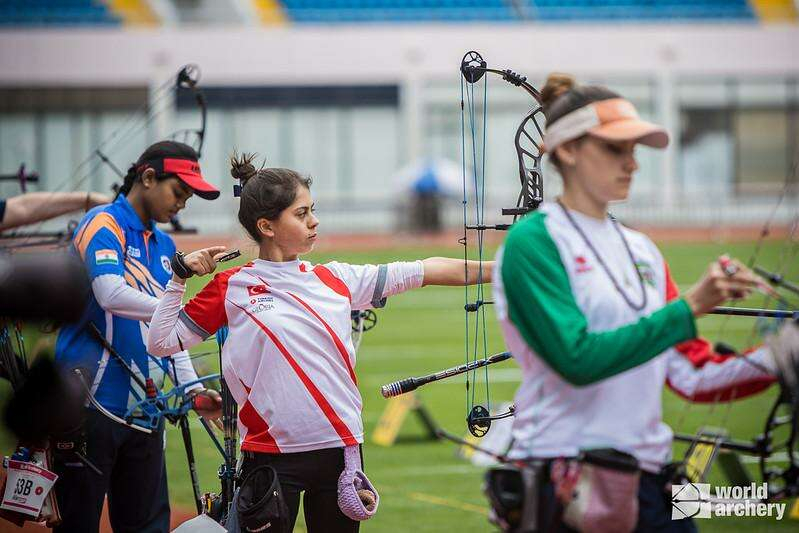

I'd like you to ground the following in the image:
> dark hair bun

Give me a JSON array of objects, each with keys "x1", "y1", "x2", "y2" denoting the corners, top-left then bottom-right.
[
  {"x1": 541, "y1": 73, "x2": 576, "y2": 109},
  {"x1": 542, "y1": 74, "x2": 620, "y2": 126},
  {"x1": 230, "y1": 152, "x2": 260, "y2": 187}
]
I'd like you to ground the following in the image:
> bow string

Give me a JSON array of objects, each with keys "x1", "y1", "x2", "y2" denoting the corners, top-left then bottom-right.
[{"x1": 459, "y1": 51, "x2": 544, "y2": 438}]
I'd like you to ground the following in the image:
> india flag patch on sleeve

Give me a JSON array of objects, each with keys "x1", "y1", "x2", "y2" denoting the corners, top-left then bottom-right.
[{"x1": 95, "y1": 249, "x2": 119, "y2": 265}]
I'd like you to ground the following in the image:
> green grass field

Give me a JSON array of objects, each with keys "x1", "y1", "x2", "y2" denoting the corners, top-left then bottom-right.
[
  {"x1": 2, "y1": 239, "x2": 796, "y2": 531},
  {"x1": 158, "y1": 239, "x2": 798, "y2": 531}
]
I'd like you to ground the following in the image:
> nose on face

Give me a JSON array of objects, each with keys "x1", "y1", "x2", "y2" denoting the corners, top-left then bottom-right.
[
  {"x1": 620, "y1": 148, "x2": 638, "y2": 173},
  {"x1": 174, "y1": 194, "x2": 190, "y2": 212}
]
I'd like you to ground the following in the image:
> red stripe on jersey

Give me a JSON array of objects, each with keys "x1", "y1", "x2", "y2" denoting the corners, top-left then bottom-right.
[
  {"x1": 312, "y1": 265, "x2": 351, "y2": 302},
  {"x1": 235, "y1": 378, "x2": 280, "y2": 452},
  {"x1": 184, "y1": 266, "x2": 242, "y2": 335},
  {"x1": 664, "y1": 261, "x2": 680, "y2": 302},
  {"x1": 230, "y1": 301, "x2": 358, "y2": 447},
  {"x1": 239, "y1": 399, "x2": 280, "y2": 453},
  {"x1": 288, "y1": 291, "x2": 357, "y2": 385}
]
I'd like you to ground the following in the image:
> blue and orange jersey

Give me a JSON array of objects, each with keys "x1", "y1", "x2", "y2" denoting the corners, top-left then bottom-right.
[{"x1": 56, "y1": 195, "x2": 177, "y2": 418}]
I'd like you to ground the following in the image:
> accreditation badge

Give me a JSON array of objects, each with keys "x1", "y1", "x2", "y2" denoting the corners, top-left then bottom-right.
[{"x1": 1, "y1": 459, "x2": 58, "y2": 517}]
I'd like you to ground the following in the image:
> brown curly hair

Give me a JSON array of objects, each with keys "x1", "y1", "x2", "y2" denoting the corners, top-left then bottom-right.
[{"x1": 230, "y1": 152, "x2": 313, "y2": 242}]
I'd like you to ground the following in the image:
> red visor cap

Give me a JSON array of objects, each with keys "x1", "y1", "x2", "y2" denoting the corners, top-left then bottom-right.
[{"x1": 162, "y1": 158, "x2": 220, "y2": 200}]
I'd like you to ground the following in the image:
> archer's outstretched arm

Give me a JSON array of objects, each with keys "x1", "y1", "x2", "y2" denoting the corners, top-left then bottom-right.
[
  {"x1": 665, "y1": 345, "x2": 776, "y2": 403},
  {"x1": 0, "y1": 191, "x2": 111, "y2": 231},
  {"x1": 422, "y1": 257, "x2": 494, "y2": 286}
]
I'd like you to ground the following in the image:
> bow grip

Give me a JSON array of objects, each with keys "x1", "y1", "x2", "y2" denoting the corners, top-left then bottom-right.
[{"x1": 191, "y1": 393, "x2": 218, "y2": 411}]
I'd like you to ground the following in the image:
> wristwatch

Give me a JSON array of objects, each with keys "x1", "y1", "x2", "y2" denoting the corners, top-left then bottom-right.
[{"x1": 171, "y1": 251, "x2": 194, "y2": 279}]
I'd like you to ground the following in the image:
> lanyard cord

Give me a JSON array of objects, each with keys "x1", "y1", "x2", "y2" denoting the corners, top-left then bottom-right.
[{"x1": 556, "y1": 199, "x2": 648, "y2": 312}]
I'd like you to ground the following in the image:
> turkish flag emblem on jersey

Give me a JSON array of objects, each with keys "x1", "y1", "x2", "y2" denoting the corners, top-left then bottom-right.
[
  {"x1": 575, "y1": 255, "x2": 592, "y2": 273},
  {"x1": 247, "y1": 284, "x2": 269, "y2": 296}
]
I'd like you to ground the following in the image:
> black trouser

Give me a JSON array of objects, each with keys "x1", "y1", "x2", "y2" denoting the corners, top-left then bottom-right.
[
  {"x1": 240, "y1": 447, "x2": 360, "y2": 533},
  {"x1": 539, "y1": 470, "x2": 698, "y2": 532},
  {"x1": 52, "y1": 409, "x2": 170, "y2": 533}
]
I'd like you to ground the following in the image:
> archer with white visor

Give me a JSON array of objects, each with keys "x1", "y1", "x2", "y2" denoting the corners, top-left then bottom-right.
[
  {"x1": 493, "y1": 74, "x2": 779, "y2": 532},
  {"x1": 147, "y1": 152, "x2": 493, "y2": 532}
]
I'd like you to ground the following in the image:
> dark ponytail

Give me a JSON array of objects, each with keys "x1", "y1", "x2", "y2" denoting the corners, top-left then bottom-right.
[
  {"x1": 116, "y1": 163, "x2": 139, "y2": 199},
  {"x1": 231, "y1": 152, "x2": 313, "y2": 242}
]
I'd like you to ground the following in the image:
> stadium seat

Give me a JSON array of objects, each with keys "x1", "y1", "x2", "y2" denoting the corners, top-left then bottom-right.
[{"x1": 0, "y1": 0, "x2": 120, "y2": 27}]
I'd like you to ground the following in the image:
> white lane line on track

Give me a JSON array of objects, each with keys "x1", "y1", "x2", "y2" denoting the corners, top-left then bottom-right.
[
  {"x1": 376, "y1": 464, "x2": 482, "y2": 477},
  {"x1": 407, "y1": 492, "x2": 489, "y2": 515}
]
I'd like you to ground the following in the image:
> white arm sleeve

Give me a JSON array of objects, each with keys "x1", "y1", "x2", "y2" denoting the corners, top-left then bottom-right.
[
  {"x1": 666, "y1": 345, "x2": 776, "y2": 399},
  {"x1": 325, "y1": 260, "x2": 424, "y2": 309},
  {"x1": 147, "y1": 279, "x2": 205, "y2": 357},
  {"x1": 384, "y1": 260, "x2": 425, "y2": 298},
  {"x1": 92, "y1": 274, "x2": 158, "y2": 322}
]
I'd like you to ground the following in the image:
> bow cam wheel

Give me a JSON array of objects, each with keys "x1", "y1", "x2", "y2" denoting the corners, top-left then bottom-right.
[
  {"x1": 461, "y1": 51, "x2": 486, "y2": 84},
  {"x1": 467, "y1": 405, "x2": 491, "y2": 437}
]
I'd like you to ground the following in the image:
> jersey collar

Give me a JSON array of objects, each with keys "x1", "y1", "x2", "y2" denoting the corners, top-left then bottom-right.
[{"x1": 115, "y1": 194, "x2": 159, "y2": 242}]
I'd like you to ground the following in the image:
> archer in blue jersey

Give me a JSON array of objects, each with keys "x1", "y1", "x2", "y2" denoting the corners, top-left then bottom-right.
[
  {"x1": 56, "y1": 193, "x2": 190, "y2": 416},
  {"x1": 53, "y1": 141, "x2": 222, "y2": 533}
]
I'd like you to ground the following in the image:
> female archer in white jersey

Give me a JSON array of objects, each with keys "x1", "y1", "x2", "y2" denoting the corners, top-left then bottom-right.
[
  {"x1": 147, "y1": 153, "x2": 492, "y2": 532},
  {"x1": 492, "y1": 74, "x2": 779, "y2": 532}
]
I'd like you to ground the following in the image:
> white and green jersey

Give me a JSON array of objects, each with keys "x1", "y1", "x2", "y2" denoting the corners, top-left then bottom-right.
[{"x1": 494, "y1": 202, "x2": 774, "y2": 472}]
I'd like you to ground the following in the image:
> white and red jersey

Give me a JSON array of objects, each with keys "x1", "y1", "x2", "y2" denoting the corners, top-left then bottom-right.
[{"x1": 149, "y1": 258, "x2": 423, "y2": 454}]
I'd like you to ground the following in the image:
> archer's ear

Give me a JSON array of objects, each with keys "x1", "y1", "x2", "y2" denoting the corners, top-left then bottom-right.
[
  {"x1": 140, "y1": 168, "x2": 157, "y2": 189},
  {"x1": 554, "y1": 143, "x2": 578, "y2": 168},
  {"x1": 256, "y1": 218, "x2": 273, "y2": 239}
]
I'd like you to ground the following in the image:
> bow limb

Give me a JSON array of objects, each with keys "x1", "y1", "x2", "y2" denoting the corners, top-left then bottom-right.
[
  {"x1": 170, "y1": 64, "x2": 207, "y2": 158},
  {"x1": 161, "y1": 356, "x2": 220, "y2": 515},
  {"x1": 70, "y1": 367, "x2": 153, "y2": 434}
]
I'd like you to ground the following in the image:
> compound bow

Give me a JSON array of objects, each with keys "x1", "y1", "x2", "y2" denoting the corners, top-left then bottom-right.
[
  {"x1": 458, "y1": 50, "x2": 545, "y2": 438},
  {"x1": 378, "y1": 51, "x2": 544, "y2": 437}
]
